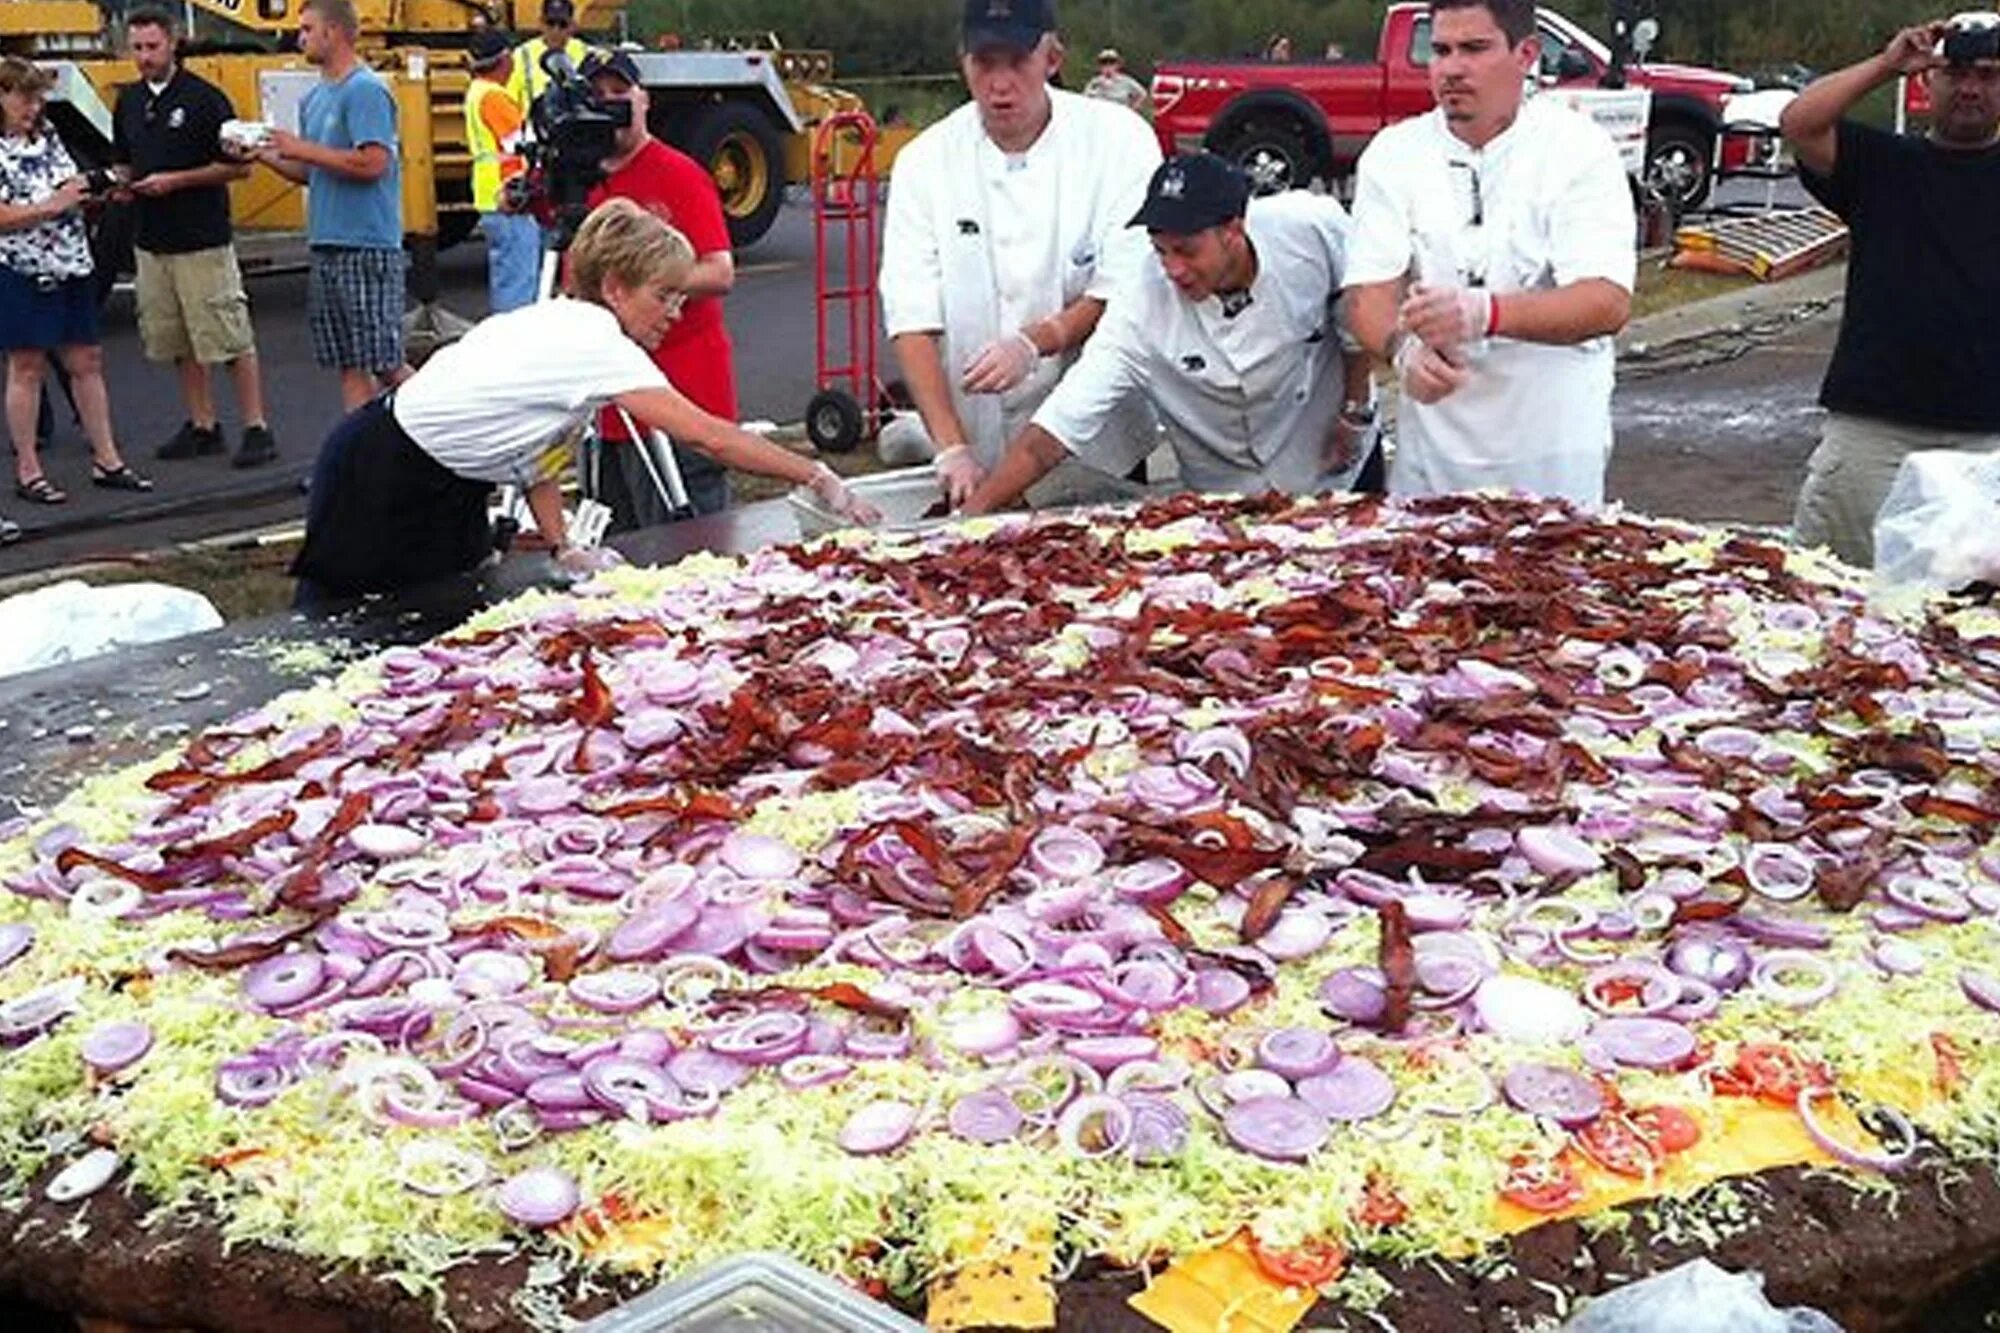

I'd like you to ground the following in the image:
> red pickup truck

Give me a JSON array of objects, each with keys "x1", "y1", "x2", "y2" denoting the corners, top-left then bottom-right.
[{"x1": 1149, "y1": 3, "x2": 1768, "y2": 213}]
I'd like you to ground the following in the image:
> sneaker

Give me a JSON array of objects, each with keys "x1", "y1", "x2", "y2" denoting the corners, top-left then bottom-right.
[
  {"x1": 157, "y1": 420, "x2": 224, "y2": 460},
  {"x1": 233, "y1": 423, "x2": 277, "y2": 469}
]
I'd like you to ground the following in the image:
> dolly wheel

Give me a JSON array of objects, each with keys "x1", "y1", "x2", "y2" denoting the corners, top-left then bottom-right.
[{"x1": 806, "y1": 389, "x2": 865, "y2": 453}]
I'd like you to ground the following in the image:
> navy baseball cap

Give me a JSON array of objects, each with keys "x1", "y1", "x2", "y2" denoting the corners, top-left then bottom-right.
[
  {"x1": 579, "y1": 47, "x2": 641, "y2": 85},
  {"x1": 963, "y1": 0, "x2": 1056, "y2": 54},
  {"x1": 1130, "y1": 153, "x2": 1252, "y2": 234},
  {"x1": 468, "y1": 29, "x2": 509, "y2": 71}
]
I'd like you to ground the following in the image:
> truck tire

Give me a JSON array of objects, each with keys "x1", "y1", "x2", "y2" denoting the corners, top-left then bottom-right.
[
  {"x1": 1644, "y1": 122, "x2": 1713, "y2": 217},
  {"x1": 678, "y1": 100, "x2": 786, "y2": 250},
  {"x1": 1210, "y1": 115, "x2": 1317, "y2": 195}
]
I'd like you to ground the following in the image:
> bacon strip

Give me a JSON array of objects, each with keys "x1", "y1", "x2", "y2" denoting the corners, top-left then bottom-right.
[{"x1": 1379, "y1": 900, "x2": 1414, "y2": 1035}]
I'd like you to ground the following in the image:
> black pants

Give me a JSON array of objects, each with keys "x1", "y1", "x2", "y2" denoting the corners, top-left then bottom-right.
[{"x1": 291, "y1": 398, "x2": 495, "y2": 605}]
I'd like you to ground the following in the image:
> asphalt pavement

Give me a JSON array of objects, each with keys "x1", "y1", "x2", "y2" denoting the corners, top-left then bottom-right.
[{"x1": 0, "y1": 179, "x2": 1831, "y2": 581}]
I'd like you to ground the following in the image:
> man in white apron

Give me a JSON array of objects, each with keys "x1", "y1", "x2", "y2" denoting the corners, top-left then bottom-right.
[
  {"x1": 1343, "y1": 0, "x2": 1634, "y2": 505},
  {"x1": 879, "y1": 0, "x2": 1162, "y2": 507},
  {"x1": 961, "y1": 153, "x2": 1377, "y2": 513}
]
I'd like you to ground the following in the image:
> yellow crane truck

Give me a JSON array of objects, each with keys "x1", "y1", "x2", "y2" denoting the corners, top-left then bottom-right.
[{"x1": 2, "y1": 0, "x2": 906, "y2": 302}]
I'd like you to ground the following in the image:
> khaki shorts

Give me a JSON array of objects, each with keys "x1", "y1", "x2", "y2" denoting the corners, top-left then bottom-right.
[{"x1": 134, "y1": 244, "x2": 255, "y2": 365}]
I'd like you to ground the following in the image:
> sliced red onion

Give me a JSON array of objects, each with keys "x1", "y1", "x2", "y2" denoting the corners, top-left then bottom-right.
[
  {"x1": 1056, "y1": 1092, "x2": 1135, "y2": 1158},
  {"x1": 1959, "y1": 968, "x2": 2000, "y2": 1014},
  {"x1": 1590, "y1": 1016, "x2": 1697, "y2": 1069},
  {"x1": 454, "y1": 950, "x2": 534, "y2": 999},
  {"x1": 1871, "y1": 905, "x2": 1930, "y2": 933},
  {"x1": 397, "y1": 1142, "x2": 491, "y2": 1197},
  {"x1": 1126, "y1": 1093, "x2": 1192, "y2": 1163},
  {"x1": 666, "y1": 1047, "x2": 752, "y2": 1097},
  {"x1": 81, "y1": 1020, "x2": 154, "y2": 1074},
  {"x1": 1108, "y1": 1058, "x2": 1191, "y2": 1097},
  {"x1": 68, "y1": 878, "x2": 142, "y2": 921},
  {"x1": 1111, "y1": 859, "x2": 1190, "y2": 907},
  {"x1": 1734, "y1": 914, "x2": 1832, "y2": 951},
  {"x1": 1400, "y1": 892, "x2": 1471, "y2": 933},
  {"x1": 1105, "y1": 958, "x2": 1188, "y2": 1010},
  {"x1": 1473, "y1": 974, "x2": 1589, "y2": 1045},
  {"x1": 580, "y1": 1056, "x2": 676, "y2": 1117},
  {"x1": 1581, "y1": 960, "x2": 1681, "y2": 1017},
  {"x1": 1194, "y1": 968, "x2": 1253, "y2": 1016},
  {"x1": 1517, "y1": 827, "x2": 1604, "y2": 878},
  {"x1": 568, "y1": 969, "x2": 663, "y2": 1015},
  {"x1": 949, "y1": 1088, "x2": 1025, "y2": 1144},
  {"x1": 1028, "y1": 826, "x2": 1107, "y2": 881},
  {"x1": 1885, "y1": 877, "x2": 1972, "y2": 924},
  {"x1": 1256, "y1": 909, "x2": 1333, "y2": 961},
  {"x1": 1667, "y1": 931, "x2": 1753, "y2": 991},
  {"x1": 1009, "y1": 981, "x2": 1105, "y2": 1026},
  {"x1": 946, "y1": 1009, "x2": 1022, "y2": 1058},
  {"x1": 716, "y1": 831, "x2": 803, "y2": 881},
  {"x1": 1319, "y1": 967, "x2": 1388, "y2": 1025},
  {"x1": 1063, "y1": 1035, "x2": 1158, "y2": 1074},
  {"x1": 0, "y1": 923, "x2": 33, "y2": 972},
  {"x1": 1797, "y1": 1088, "x2": 1916, "y2": 1173},
  {"x1": 350, "y1": 824, "x2": 426, "y2": 860},
  {"x1": 498, "y1": 1166, "x2": 579, "y2": 1227},
  {"x1": 1501, "y1": 1063, "x2": 1604, "y2": 1128},
  {"x1": 1871, "y1": 938, "x2": 1925, "y2": 977},
  {"x1": 838, "y1": 1099, "x2": 919, "y2": 1155},
  {"x1": 243, "y1": 952, "x2": 328, "y2": 1011},
  {"x1": 1003, "y1": 1053, "x2": 1097, "y2": 1121},
  {"x1": 776, "y1": 1054, "x2": 852, "y2": 1090},
  {"x1": 1256, "y1": 1027, "x2": 1341, "y2": 1081},
  {"x1": 710, "y1": 1011, "x2": 810, "y2": 1065},
  {"x1": 1222, "y1": 1095, "x2": 1330, "y2": 1161},
  {"x1": 843, "y1": 1026, "x2": 914, "y2": 1061},
  {"x1": 1177, "y1": 725, "x2": 1251, "y2": 778},
  {"x1": 1664, "y1": 976, "x2": 1721, "y2": 1022},
  {"x1": 1751, "y1": 949, "x2": 1839, "y2": 1008},
  {"x1": 45, "y1": 1148, "x2": 122, "y2": 1203},
  {"x1": 606, "y1": 900, "x2": 701, "y2": 963},
  {"x1": 215, "y1": 1055, "x2": 291, "y2": 1107},
  {"x1": 1126, "y1": 763, "x2": 1219, "y2": 815},
  {"x1": 1297, "y1": 1057, "x2": 1395, "y2": 1122}
]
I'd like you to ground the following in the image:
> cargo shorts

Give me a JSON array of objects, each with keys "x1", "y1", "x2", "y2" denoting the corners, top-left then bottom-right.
[
  {"x1": 134, "y1": 243, "x2": 256, "y2": 365},
  {"x1": 1792, "y1": 413, "x2": 2000, "y2": 568}
]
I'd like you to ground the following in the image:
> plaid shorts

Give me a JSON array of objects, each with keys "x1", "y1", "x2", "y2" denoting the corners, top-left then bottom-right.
[{"x1": 307, "y1": 246, "x2": 407, "y2": 373}]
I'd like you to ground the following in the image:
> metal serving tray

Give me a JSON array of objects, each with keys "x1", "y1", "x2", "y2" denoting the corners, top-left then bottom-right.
[
  {"x1": 787, "y1": 465, "x2": 948, "y2": 537},
  {"x1": 575, "y1": 1251, "x2": 926, "y2": 1332}
]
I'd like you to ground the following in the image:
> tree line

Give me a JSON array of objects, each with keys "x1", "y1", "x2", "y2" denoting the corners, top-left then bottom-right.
[{"x1": 627, "y1": 1, "x2": 1962, "y2": 81}]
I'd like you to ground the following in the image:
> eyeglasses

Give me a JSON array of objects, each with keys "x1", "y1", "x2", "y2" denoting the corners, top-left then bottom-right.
[{"x1": 1449, "y1": 159, "x2": 1483, "y2": 227}]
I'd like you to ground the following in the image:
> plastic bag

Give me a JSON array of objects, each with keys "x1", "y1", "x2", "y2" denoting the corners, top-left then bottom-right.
[
  {"x1": 1563, "y1": 1259, "x2": 1842, "y2": 1333},
  {"x1": 1873, "y1": 450, "x2": 2000, "y2": 592},
  {"x1": 0, "y1": 580, "x2": 222, "y2": 680}
]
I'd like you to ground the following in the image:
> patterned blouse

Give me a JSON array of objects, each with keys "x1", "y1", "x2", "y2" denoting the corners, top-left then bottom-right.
[{"x1": 0, "y1": 127, "x2": 93, "y2": 282}]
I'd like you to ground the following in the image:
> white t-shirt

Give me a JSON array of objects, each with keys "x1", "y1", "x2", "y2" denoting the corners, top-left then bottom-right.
[
  {"x1": 880, "y1": 89, "x2": 1161, "y2": 465},
  {"x1": 1034, "y1": 192, "x2": 1366, "y2": 496},
  {"x1": 393, "y1": 298, "x2": 667, "y2": 486},
  {"x1": 1346, "y1": 99, "x2": 1635, "y2": 505}
]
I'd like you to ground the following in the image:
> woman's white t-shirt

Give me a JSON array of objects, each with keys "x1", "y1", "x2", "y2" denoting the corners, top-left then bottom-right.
[{"x1": 393, "y1": 298, "x2": 669, "y2": 486}]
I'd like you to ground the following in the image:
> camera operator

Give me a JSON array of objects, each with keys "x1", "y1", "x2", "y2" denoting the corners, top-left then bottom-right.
[
  {"x1": 579, "y1": 47, "x2": 739, "y2": 527},
  {"x1": 291, "y1": 198, "x2": 879, "y2": 602},
  {"x1": 1780, "y1": 15, "x2": 2000, "y2": 567},
  {"x1": 0, "y1": 57, "x2": 149, "y2": 511}
]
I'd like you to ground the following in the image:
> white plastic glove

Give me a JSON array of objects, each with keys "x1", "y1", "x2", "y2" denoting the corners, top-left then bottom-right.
[
  {"x1": 808, "y1": 463, "x2": 884, "y2": 526},
  {"x1": 545, "y1": 544, "x2": 627, "y2": 586},
  {"x1": 961, "y1": 330, "x2": 1040, "y2": 395},
  {"x1": 1395, "y1": 337, "x2": 1471, "y2": 406},
  {"x1": 1398, "y1": 284, "x2": 1493, "y2": 354},
  {"x1": 932, "y1": 444, "x2": 987, "y2": 508}
]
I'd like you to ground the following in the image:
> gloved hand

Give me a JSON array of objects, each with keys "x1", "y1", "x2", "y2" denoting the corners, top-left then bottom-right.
[
  {"x1": 932, "y1": 444, "x2": 987, "y2": 508},
  {"x1": 809, "y1": 462, "x2": 884, "y2": 525},
  {"x1": 1398, "y1": 284, "x2": 1493, "y2": 354},
  {"x1": 961, "y1": 330, "x2": 1040, "y2": 395},
  {"x1": 1325, "y1": 413, "x2": 1370, "y2": 472},
  {"x1": 1395, "y1": 337, "x2": 1471, "y2": 405},
  {"x1": 546, "y1": 543, "x2": 626, "y2": 585}
]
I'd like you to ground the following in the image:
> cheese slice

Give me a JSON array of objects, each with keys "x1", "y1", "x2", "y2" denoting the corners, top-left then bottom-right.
[
  {"x1": 928, "y1": 1224, "x2": 1057, "y2": 1331},
  {"x1": 1127, "y1": 1234, "x2": 1317, "y2": 1333}
]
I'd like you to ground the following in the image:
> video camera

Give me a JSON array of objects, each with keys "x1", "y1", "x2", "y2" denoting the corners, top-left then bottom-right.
[
  {"x1": 1940, "y1": 14, "x2": 2000, "y2": 65},
  {"x1": 508, "y1": 48, "x2": 632, "y2": 248}
]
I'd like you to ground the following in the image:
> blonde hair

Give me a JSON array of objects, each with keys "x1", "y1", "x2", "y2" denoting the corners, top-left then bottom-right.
[
  {"x1": 0, "y1": 58, "x2": 55, "y2": 99},
  {"x1": 566, "y1": 197, "x2": 694, "y2": 304},
  {"x1": 302, "y1": 0, "x2": 360, "y2": 39}
]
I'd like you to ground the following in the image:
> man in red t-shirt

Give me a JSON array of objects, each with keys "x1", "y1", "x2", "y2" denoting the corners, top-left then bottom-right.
[{"x1": 581, "y1": 49, "x2": 738, "y2": 526}]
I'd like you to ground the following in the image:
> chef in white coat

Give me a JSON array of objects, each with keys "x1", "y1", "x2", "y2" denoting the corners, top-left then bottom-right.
[
  {"x1": 961, "y1": 153, "x2": 1378, "y2": 514},
  {"x1": 879, "y1": 0, "x2": 1162, "y2": 507},
  {"x1": 1343, "y1": 0, "x2": 1634, "y2": 505}
]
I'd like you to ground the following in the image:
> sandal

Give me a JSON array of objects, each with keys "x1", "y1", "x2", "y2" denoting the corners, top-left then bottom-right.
[
  {"x1": 92, "y1": 464, "x2": 154, "y2": 493},
  {"x1": 14, "y1": 475, "x2": 65, "y2": 505}
]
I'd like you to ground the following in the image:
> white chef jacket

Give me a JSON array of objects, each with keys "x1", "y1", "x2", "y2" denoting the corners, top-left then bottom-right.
[
  {"x1": 1033, "y1": 192, "x2": 1369, "y2": 496},
  {"x1": 1345, "y1": 99, "x2": 1635, "y2": 505},
  {"x1": 880, "y1": 88, "x2": 1162, "y2": 468}
]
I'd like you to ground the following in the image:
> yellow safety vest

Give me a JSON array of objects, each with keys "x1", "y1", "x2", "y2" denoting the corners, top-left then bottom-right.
[
  {"x1": 507, "y1": 34, "x2": 590, "y2": 106},
  {"x1": 464, "y1": 76, "x2": 524, "y2": 212}
]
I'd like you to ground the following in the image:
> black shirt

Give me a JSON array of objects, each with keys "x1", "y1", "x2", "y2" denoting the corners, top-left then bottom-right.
[
  {"x1": 1801, "y1": 120, "x2": 2000, "y2": 432},
  {"x1": 111, "y1": 68, "x2": 235, "y2": 255}
]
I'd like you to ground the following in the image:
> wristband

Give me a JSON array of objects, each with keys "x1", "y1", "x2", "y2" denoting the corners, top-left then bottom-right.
[{"x1": 1486, "y1": 294, "x2": 1503, "y2": 339}]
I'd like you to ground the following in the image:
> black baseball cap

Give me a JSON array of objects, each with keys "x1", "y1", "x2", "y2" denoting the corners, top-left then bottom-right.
[
  {"x1": 468, "y1": 29, "x2": 509, "y2": 72},
  {"x1": 963, "y1": 0, "x2": 1055, "y2": 54},
  {"x1": 1129, "y1": 153, "x2": 1252, "y2": 234},
  {"x1": 543, "y1": 0, "x2": 576, "y2": 25},
  {"x1": 579, "y1": 47, "x2": 641, "y2": 86}
]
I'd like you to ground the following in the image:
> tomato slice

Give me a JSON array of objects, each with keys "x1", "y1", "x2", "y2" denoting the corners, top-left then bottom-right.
[
  {"x1": 1575, "y1": 1115, "x2": 1663, "y2": 1178},
  {"x1": 1357, "y1": 1172, "x2": 1409, "y2": 1228},
  {"x1": 1248, "y1": 1234, "x2": 1347, "y2": 1288},
  {"x1": 1628, "y1": 1104, "x2": 1702, "y2": 1156},
  {"x1": 1499, "y1": 1153, "x2": 1587, "y2": 1213},
  {"x1": 1734, "y1": 1042, "x2": 1832, "y2": 1106},
  {"x1": 1932, "y1": 1032, "x2": 1966, "y2": 1094}
]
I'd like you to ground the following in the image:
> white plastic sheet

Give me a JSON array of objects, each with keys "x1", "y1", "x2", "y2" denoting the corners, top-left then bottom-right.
[
  {"x1": 1564, "y1": 1259, "x2": 1842, "y2": 1333},
  {"x1": 0, "y1": 580, "x2": 222, "y2": 680},
  {"x1": 1874, "y1": 450, "x2": 2000, "y2": 592}
]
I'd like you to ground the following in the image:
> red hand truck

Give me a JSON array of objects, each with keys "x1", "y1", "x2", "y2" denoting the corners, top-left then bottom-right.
[{"x1": 805, "y1": 111, "x2": 885, "y2": 453}]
